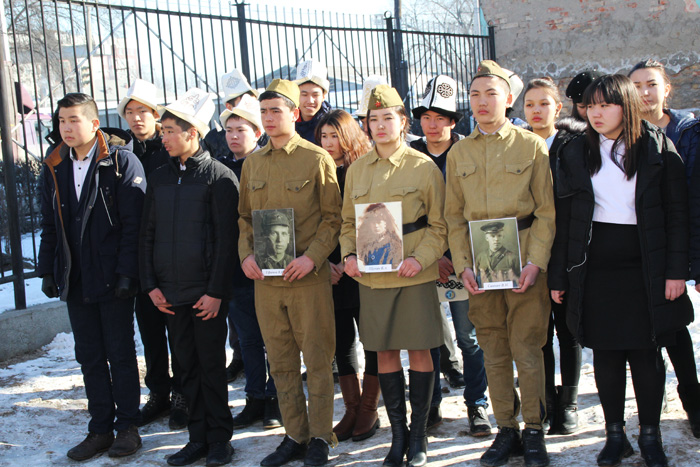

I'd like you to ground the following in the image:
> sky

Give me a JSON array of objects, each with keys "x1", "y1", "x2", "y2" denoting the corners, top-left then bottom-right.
[{"x1": 246, "y1": 0, "x2": 396, "y2": 16}]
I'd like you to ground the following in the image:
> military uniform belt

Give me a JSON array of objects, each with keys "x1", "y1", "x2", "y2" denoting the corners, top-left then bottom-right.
[
  {"x1": 517, "y1": 214, "x2": 535, "y2": 231},
  {"x1": 403, "y1": 215, "x2": 428, "y2": 235}
]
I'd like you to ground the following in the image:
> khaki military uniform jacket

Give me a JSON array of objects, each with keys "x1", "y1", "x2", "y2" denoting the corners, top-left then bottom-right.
[
  {"x1": 445, "y1": 121, "x2": 555, "y2": 276},
  {"x1": 340, "y1": 144, "x2": 448, "y2": 289},
  {"x1": 238, "y1": 133, "x2": 342, "y2": 287}
]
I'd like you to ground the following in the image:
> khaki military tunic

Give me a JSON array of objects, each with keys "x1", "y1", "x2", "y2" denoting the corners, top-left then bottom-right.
[{"x1": 238, "y1": 133, "x2": 341, "y2": 444}]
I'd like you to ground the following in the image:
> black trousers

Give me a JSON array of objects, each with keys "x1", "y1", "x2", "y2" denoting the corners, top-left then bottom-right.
[
  {"x1": 334, "y1": 305, "x2": 378, "y2": 377},
  {"x1": 593, "y1": 347, "x2": 665, "y2": 426},
  {"x1": 134, "y1": 292, "x2": 182, "y2": 395},
  {"x1": 543, "y1": 298, "x2": 582, "y2": 390},
  {"x1": 666, "y1": 327, "x2": 699, "y2": 387},
  {"x1": 66, "y1": 284, "x2": 141, "y2": 433},
  {"x1": 167, "y1": 303, "x2": 233, "y2": 443}
]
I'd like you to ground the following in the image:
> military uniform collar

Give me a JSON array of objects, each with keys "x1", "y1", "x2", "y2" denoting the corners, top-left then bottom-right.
[
  {"x1": 366, "y1": 143, "x2": 407, "y2": 167},
  {"x1": 467, "y1": 119, "x2": 512, "y2": 139},
  {"x1": 258, "y1": 132, "x2": 302, "y2": 156}
]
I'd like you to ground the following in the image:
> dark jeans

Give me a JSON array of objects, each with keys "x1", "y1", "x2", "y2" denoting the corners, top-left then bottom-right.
[
  {"x1": 334, "y1": 305, "x2": 378, "y2": 377},
  {"x1": 168, "y1": 303, "x2": 233, "y2": 443},
  {"x1": 67, "y1": 285, "x2": 140, "y2": 434},
  {"x1": 227, "y1": 285, "x2": 276, "y2": 399},
  {"x1": 134, "y1": 292, "x2": 182, "y2": 395},
  {"x1": 543, "y1": 298, "x2": 582, "y2": 391},
  {"x1": 593, "y1": 347, "x2": 665, "y2": 426},
  {"x1": 450, "y1": 299, "x2": 488, "y2": 406}
]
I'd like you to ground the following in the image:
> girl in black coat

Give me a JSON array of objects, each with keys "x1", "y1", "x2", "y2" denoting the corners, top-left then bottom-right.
[
  {"x1": 549, "y1": 75, "x2": 693, "y2": 467},
  {"x1": 523, "y1": 77, "x2": 587, "y2": 436}
]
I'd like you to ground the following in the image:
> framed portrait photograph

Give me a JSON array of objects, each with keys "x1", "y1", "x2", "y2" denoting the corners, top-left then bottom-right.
[
  {"x1": 468, "y1": 217, "x2": 522, "y2": 290},
  {"x1": 355, "y1": 201, "x2": 403, "y2": 273},
  {"x1": 252, "y1": 208, "x2": 296, "y2": 276}
]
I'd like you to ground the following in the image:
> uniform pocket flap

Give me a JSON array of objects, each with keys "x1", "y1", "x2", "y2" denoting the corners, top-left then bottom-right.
[
  {"x1": 249, "y1": 180, "x2": 266, "y2": 191},
  {"x1": 456, "y1": 163, "x2": 476, "y2": 177},
  {"x1": 389, "y1": 186, "x2": 418, "y2": 196},
  {"x1": 351, "y1": 185, "x2": 370, "y2": 199},
  {"x1": 285, "y1": 179, "x2": 310, "y2": 192},
  {"x1": 505, "y1": 159, "x2": 533, "y2": 174}
]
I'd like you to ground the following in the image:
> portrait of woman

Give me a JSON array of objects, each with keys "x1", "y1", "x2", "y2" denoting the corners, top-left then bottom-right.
[{"x1": 356, "y1": 202, "x2": 403, "y2": 269}]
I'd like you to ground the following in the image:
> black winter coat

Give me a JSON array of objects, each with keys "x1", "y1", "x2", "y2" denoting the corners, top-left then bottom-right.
[
  {"x1": 139, "y1": 148, "x2": 240, "y2": 306},
  {"x1": 38, "y1": 128, "x2": 147, "y2": 302},
  {"x1": 128, "y1": 126, "x2": 170, "y2": 178},
  {"x1": 548, "y1": 121, "x2": 693, "y2": 345}
]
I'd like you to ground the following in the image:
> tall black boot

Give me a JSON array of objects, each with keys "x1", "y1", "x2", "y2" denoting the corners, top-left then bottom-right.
[
  {"x1": 677, "y1": 383, "x2": 700, "y2": 438},
  {"x1": 378, "y1": 371, "x2": 409, "y2": 467},
  {"x1": 543, "y1": 385, "x2": 557, "y2": 434},
  {"x1": 406, "y1": 370, "x2": 434, "y2": 467},
  {"x1": 555, "y1": 386, "x2": 579, "y2": 434},
  {"x1": 638, "y1": 425, "x2": 668, "y2": 467},
  {"x1": 596, "y1": 422, "x2": 633, "y2": 466}
]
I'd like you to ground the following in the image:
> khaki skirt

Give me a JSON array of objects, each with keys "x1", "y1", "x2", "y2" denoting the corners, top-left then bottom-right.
[{"x1": 358, "y1": 282, "x2": 443, "y2": 351}]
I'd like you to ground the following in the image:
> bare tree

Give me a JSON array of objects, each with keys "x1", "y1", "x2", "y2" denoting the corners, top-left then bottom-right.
[{"x1": 402, "y1": 0, "x2": 480, "y2": 35}]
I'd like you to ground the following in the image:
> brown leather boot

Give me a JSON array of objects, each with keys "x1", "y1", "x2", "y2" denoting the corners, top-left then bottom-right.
[
  {"x1": 334, "y1": 374, "x2": 361, "y2": 441},
  {"x1": 352, "y1": 373, "x2": 381, "y2": 441}
]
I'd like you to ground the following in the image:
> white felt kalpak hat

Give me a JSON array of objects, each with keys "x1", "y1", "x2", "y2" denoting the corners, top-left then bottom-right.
[
  {"x1": 157, "y1": 88, "x2": 215, "y2": 138},
  {"x1": 221, "y1": 69, "x2": 259, "y2": 103},
  {"x1": 411, "y1": 75, "x2": 462, "y2": 122},
  {"x1": 503, "y1": 68, "x2": 524, "y2": 106},
  {"x1": 353, "y1": 74, "x2": 388, "y2": 117},
  {"x1": 294, "y1": 59, "x2": 330, "y2": 92},
  {"x1": 219, "y1": 94, "x2": 263, "y2": 132},
  {"x1": 117, "y1": 79, "x2": 160, "y2": 119}
]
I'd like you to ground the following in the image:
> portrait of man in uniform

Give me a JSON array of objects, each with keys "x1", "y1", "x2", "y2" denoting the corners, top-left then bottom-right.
[
  {"x1": 253, "y1": 209, "x2": 295, "y2": 274},
  {"x1": 471, "y1": 219, "x2": 521, "y2": 289}
]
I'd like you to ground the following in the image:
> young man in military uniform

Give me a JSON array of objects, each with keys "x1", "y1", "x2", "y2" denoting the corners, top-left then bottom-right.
[
  {"x1": 117, "y1": 79, "x2": 188, "y2": 430},
  {"x1": 445, "y1": 60, "x2": 555, "y2": 467},
  {"x1": 410, "y1": 75, "x2": 492, "y2": 437},
  {"x1": 239, "y1": 79, "x2": 342, "y2": 467}
]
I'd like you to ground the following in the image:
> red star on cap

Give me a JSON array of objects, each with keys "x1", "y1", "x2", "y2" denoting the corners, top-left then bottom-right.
[{"x1": 375, "y1": 101, "x2": 381, "y2": 107}]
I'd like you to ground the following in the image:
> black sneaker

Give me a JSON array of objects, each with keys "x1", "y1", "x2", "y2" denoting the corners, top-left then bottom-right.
[
  {"x1": 468, "y1": 405, "x2": 493, "y2": 437},
  {"x1": 232, "y1": 396, "x2": 265, "y2": 428},
  {"x1": 260, "y1": 435, "x2": 306, "y2": 467},
  {"x1": 167, "y1": 442, "x2": 208, "y2": 466},
  {"x1": 169, "y1": 391, "x2": 189, "y2": 430},
  {"x1": 443, "y1": 368, "x2": 466, "y2": 389},
  {"x1": 480, "y1": 426, "x2": 523, "y2": 467},
  {"x1": 138, "y1": 392, "x2": 170, "y2": 427},
  {"x1": 67, "y1": 432, "x2": 114, "y2": 461},
  {"x1": 108, "y1": 425, "x2": 142, "y2": 457},
  {"x1": 522, "y1": 428, "x2": 549, "y2": 467},
  {"x1": 304, "y1": 438, "x2": 330, "y2": 467},
  {"x1": 207, "y1": 441, "x2": 234, "y2": 466},
  {"x1": 263, "y1": 396, "x2": 283, "y2": 429},
  {"x1": 226, "y1": 359, "x2": 245, "y2": 382},
  {"x1": 427, "y1": 406, "x2": 443, "y2": 430}
]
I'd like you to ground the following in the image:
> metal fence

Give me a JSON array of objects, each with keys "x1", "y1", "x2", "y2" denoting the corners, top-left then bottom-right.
[{"x1": 0, "y1": 0, "x2": 494, "y2": 309}]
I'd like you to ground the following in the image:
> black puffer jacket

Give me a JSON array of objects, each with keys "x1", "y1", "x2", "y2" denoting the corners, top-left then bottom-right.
[
  {"x1": 128, "y1": 125, "x2": 170, "y2": 178},
  {"x1": 548, "y1": 121, "x2": 693, "y2": 344},
  {"x1": 139, "y1": 148, "x2": 240, "y2": 305}
]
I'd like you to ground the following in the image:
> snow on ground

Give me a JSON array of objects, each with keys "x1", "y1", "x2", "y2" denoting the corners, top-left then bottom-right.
[{"x1": 2, "y1": 291, "x2": 700, "y2": 466}]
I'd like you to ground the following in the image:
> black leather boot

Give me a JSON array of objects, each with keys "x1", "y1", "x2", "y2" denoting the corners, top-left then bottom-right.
[
  {"x1": 555, "y1": 386, "x2": 579, "y2": 434},
  {"x1": 378, "y1": 371, "x2": 409, "y2": 467},
  {"x1": 543, "y1": 385, "x2": 557, "y2": 434},
  {"x1": 406, "y1": 370, "x2": 434, "y2": 467},
  {"x1": 596, "y1": 422, "x2": 633, "y2": 466},
  {"x1": 637, "y1": 425, "x2": 668, "y2": 467},
  {"x1": 677, "y1": 383, "x2": 700, "y2": 438}
]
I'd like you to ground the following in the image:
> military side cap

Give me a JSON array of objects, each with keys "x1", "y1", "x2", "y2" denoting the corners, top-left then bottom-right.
[
  {"x1": 264, "y1": 211, "x2": 290, "y2": 229},
  {"x1": 566, "y1": 70, "x2": 605, "y2": 104},
  {"x1": 368, "y1": 84, "x2": 403, "y2": 110},
  {"x1": 480, "y1": 221, "x2": 505, "y2": 234},
  {"x1": 265, "y1": 79, "x2": 300, "y2": 108},
  {"x1": 472, "y1": 60, "x2": 511, "y2": 91}
]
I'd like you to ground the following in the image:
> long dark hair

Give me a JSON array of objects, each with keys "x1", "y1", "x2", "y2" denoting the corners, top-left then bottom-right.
[
  {"x1": 315, "y1": 109, "x2": 371, "y2": 167},
  {"x1": 628, "y1": 59, "x2": 671, "y2": 108},
  {"x1": 582, "y1": 74, "x2": 643, "y2": 180}
]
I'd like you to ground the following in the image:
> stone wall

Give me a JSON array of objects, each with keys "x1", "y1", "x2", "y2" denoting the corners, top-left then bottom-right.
[{"x1": 481, "y1": 0, "x2": 700, "y2": 115}]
